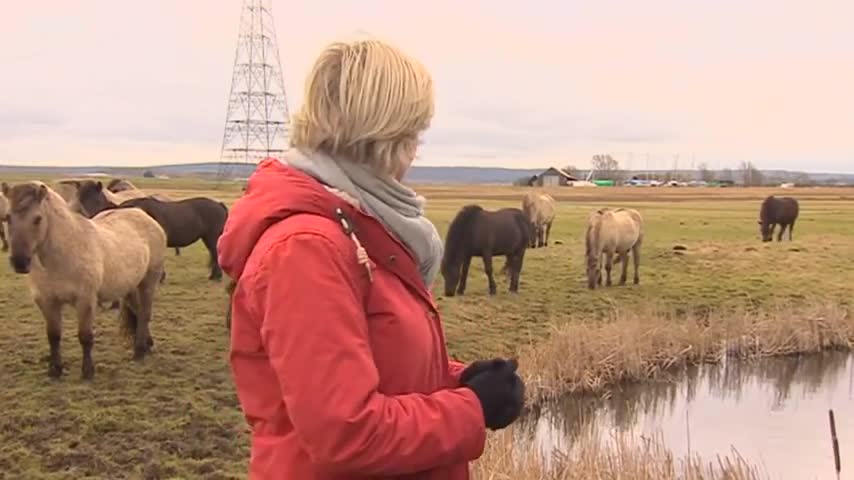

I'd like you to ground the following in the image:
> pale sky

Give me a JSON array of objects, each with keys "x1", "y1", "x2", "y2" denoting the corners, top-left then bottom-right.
[{"x1": 1, "y1": 0, "x2": 853, "y2": 172}]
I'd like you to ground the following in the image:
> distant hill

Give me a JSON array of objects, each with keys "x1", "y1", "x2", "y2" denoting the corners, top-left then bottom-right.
[{"x1": 1, "y1": 162, "x2": 852, "y2": 186}]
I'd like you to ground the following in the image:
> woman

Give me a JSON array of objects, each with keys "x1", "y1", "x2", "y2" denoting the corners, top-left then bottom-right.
[{"x1": 218, "y1": 39, "x2": 525, "y2": 479}]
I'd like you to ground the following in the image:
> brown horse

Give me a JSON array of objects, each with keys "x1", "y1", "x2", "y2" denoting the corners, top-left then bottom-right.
[
  {"x1": 585, "y1": 207, "x2": 644, "y2": 289},
  {"x1": 77, "y1": 180, "x2": 228, "y2": 280},
  {"x1": 441, "y1": 205, "x2": 529, "y2": 296},
  {"x1": 0, "y1": 183, "x2": 8, "y2": 251},
  {"x1": 105, "y1": 178, "x2": 180, "y2": 255},
  {"x1": 3, "y1": 181, "x2": 167, "y2": 379},
  {"x1": 522, "y1": 192, "x2": 556, "y2": 248},
  {"x1": 759, "y1": 195, "x2": 799, "y2": 242}
]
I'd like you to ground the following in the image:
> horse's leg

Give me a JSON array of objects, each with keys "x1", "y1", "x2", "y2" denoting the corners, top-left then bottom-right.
[
  {"x1": 134, "y1": 269, "x2": 160, "y2": 358},
  {"x1": 777, "y1": 224, "x2": 786, "y2": 242},
  {"x1": 75, "y1": 298, "x2": 96, "y2": 380},
  {"x1": 632, "y1": 242, "x2": 642, "y2": 285},
  {"x1": 788, "y1": 221, "x2": 795, "y2": 241},
  {"x1": 35, "y1": 297, "x2": 64, "y2": 378},
  {"x1": 0, "y1": 223, "x2": 7, "y2": 252},
  {"x1": 604, "y1": 251, "x2": 614, "y2": 287},
  {"x1": 175, "y1": 247, "x2": 181, "y2": 256},
  {"x1": 619, "y1": 250, "x2": 629, "y2": 285},
  {"x1": 510, "y1": 251, "x2": 525, "y2": 293},
  {"x1": 545, "y1": 222, "x2": 552, "y2": 247},
  {"x1": 203, "y1": 235, "x2": 223, "y2": 281},
  {"x1": 538, "y1": 225, "x2": 546, "y2": 248},
  {"x1": 457, "y1": 256, "x2": 472, "y2": 295},
  {"x1": 483, "y1": 253, "x2": 497, "y2": 295}
]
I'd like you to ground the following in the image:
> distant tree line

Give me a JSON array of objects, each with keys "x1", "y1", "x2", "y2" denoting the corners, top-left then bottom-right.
[{"x1": 514, "y1": 153, "x2": 841, "y2": 187}]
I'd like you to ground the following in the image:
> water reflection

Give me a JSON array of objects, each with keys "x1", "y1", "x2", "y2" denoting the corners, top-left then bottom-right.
[{"x1": 523, "y1": 351, "x2": 853, "y2": 480}]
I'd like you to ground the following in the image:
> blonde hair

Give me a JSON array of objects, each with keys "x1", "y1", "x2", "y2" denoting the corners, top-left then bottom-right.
[{"x1": 289, "y1": 39, "x2": 434, "y2": 177}]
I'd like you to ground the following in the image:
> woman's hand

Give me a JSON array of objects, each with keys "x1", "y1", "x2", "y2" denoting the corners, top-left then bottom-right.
[
  {"x1": 459, "y1": 358, "x2": 510, "y2": 384},
  {"x1": 461, "y1": 358, "x2": 525, "y2": 430}
]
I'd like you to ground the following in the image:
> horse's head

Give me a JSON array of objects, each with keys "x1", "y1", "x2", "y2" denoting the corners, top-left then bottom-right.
[
  {"x1": 585, "y1": 252, "x2": 600, "y2": 289},
  {"x1": 106, "y1": 178, "x2": 135, "y2": 193},
  {"x1": 77, "y1": 180, "x2": 113, "y2": 218},
  {"x1": 440, "y1": 259, "x2": 460, "y2": 297},
  {"x1": 4, "y1": 182, "x2": 51, "y2": 274},
  {"x1": 758, "y1": 219, "x2": 772, "y2": 242}
]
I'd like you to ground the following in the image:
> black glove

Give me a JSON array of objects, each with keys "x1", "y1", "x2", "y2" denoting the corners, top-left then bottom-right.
[
  {"x1": 462, "y1": 358, "x2": 525, "y2": 430},
  {"x1": 459, "y1": 358, "x2": 511, "y2": 384}
]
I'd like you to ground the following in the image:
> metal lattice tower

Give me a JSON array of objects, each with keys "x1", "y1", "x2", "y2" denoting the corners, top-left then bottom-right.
[{"x1": 217, "y1": 0, "x2": 290, "y2": 181}]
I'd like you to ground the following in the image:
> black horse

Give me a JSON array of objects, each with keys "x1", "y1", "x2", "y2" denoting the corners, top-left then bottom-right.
[
  {"x1": 441, "y1": 205, "x2": 530, "y2": 296},
  {"x1": 758, "y1": 195, "x2": 799, "y2": 242},
  {"x1": 77, "y1": 180, "x2": 228, "y2": 280}
]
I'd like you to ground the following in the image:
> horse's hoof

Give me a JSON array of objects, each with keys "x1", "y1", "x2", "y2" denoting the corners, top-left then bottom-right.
[
  {"x1": 633, "y1": 279, "x2": 640, "y2": 285},
  {"x1": 81, "y1": 363, "x2": 95, "y2": 380},
  {"x1": 48, "y1": 363, "x2": 64, "y2": 378},
  {"x1": 147, "y1": 336, "x2": 154, "y2": 348}
]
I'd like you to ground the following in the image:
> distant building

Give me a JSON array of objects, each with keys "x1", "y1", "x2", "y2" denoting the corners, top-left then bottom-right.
[{"x1": 529, "y1": 167, "x2": 579, "y2": 187}]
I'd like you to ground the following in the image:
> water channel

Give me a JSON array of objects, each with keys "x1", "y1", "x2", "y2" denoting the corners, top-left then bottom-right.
[{"x1": 522, "y1": 351, "x2": 853, "y2": 479}]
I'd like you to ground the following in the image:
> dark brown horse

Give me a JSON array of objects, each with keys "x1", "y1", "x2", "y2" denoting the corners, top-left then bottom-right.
[
  {"x1": 77, "y1": 180, "x2": 228, "y2": 280},
  {"x1": 441, "y1": 205, "x2": 529, "y2": 297},
  {"x1": 758, "y1": 195, "x2": 799, "y2": 242}
]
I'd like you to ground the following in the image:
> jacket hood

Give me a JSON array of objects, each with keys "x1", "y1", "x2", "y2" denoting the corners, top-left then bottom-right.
[{"x1": 217, "y1": 157, "x2": 349, "y2": 282}]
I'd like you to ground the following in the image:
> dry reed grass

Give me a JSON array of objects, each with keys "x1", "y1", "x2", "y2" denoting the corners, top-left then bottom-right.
[
  {"x1": 473, "y1": 429, "x2": 767, "y2": 480},
  {"x1": 518, "y1": 302, "x2": 853, "y2": 403}
]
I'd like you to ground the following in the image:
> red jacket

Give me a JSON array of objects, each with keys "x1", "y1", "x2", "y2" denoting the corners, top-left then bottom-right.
[{"x1": 217, "y1": 158, "x2": 486, "y2": 479}]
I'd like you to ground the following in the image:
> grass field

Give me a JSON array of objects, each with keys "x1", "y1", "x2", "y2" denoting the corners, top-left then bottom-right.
[{"x1": 1, "y1": 176, "x2": 853, "y2": 478}]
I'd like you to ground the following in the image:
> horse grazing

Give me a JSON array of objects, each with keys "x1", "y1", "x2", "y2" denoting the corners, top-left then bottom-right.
[
  {"x1": 0, "y1": 183, "x2": 9, "y2": 251},
  {"x1": 105, "y1": 178, "x2": 180, "y2": 255},
  {"x1": 758, "y1": 195, "x2": 799, "y2": 242},
  {"x1": 77, "y1": 180, "x2": 228, "y2": 280},
  {"x1": 585, "y1": 207, "x2": 644, "y2": 289},
  {"x1": 522, "y1": 192, "x2": 556, "y2": 248},
  {"x1": 441, "y1": 205, "x2": 529, "y2": 296},
  {"x1": 2, "y1": 181, "x2": 167, "y2": 379}
]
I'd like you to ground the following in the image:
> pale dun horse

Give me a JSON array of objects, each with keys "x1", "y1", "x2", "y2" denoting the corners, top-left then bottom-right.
[
  {"x1": 522, "y1": 192, "x2": 556, "y2": 248},
  {"x1": 0, "y1": 183, "x2": 9, "y2": 251},
  {"x1": 3, "y1": 181, "x2": 167, "y2": 379},
  {"x1": 585, "y1": 207, "x2": 644, "y2": 289}
]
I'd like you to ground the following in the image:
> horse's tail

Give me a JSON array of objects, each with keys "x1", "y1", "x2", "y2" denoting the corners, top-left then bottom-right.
[{"x1": 118, "y1": 299, "x2": 139, "y2": 341}]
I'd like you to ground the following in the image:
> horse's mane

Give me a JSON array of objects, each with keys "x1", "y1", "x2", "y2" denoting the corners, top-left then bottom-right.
[
  {"x1": 441, "y1": 205, "x2": 483, "y2": 268},
  {"x1": 585, "y1": 210, "x2": 605, "y2": 267}
]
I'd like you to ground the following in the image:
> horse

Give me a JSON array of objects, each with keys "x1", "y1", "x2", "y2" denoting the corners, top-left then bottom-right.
[
  {"x1": 105, "y1": 178, "x2": 180, "y2": 255},
  {"x1": 0, "y1": 183, "x2": 9, "y2": 252},
  {"x1": 2, "y1": 181, "x2": 167, "y2": 379},
  {"x1": 585, "y1": 207, "x2": 644, "y2": 290},
  {"x1": 758, "y1": 195, "x2": 799, "y2": 242},
  {"x1": 441, "y1": 205, "x2": 529, "y2": 296},
  {"x1": 76, "y1": 180, "x2": 228, "y2": 280},
  {"x1": 522, "y1": 192, "x2": 556, "y2": 248}
]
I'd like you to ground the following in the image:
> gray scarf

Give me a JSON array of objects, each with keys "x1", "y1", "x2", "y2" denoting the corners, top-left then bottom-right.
[{"x1": 279, "y1": 149, "x2": 444, "y2": 288}]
